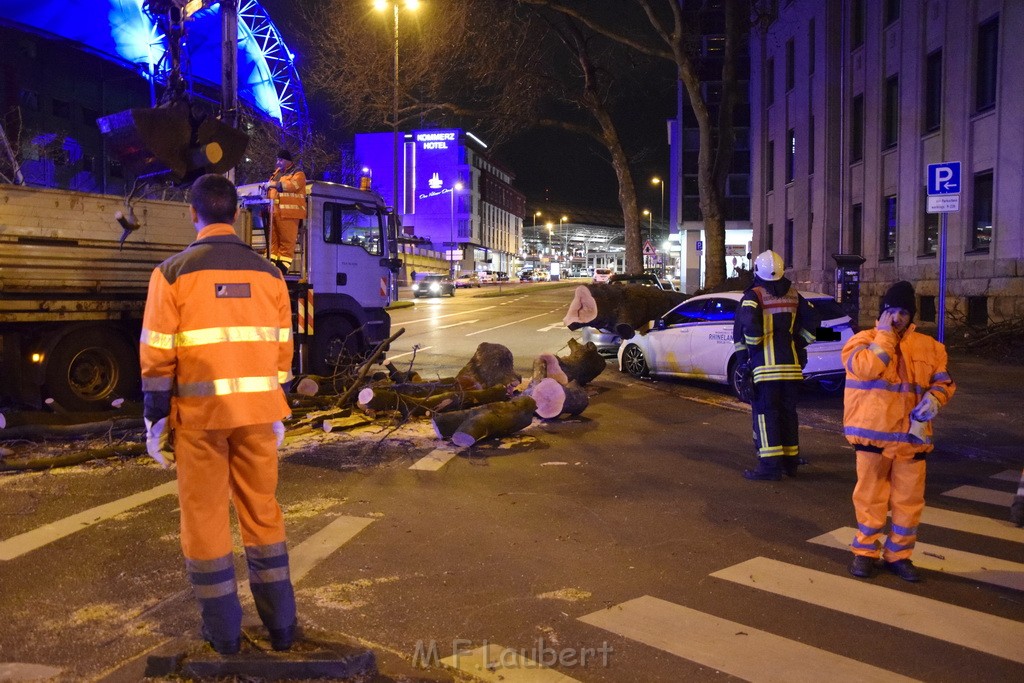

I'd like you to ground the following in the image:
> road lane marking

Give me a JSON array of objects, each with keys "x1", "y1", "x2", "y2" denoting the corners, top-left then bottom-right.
[
  {"x1": 578, "y1": 596, "x2": 919, "y2": 682},
  {"x1": 711, "y1": 557, "x2": 1024, "y2": 664},
  {"x1": 808, "y1": 528, "x2": 1024, "y2": 591},
  {"x1": 918, "y1": 506, "x2": 1024, "y2": 543},
  {"x1": 942, "y1": 485, "x2": 1014, "y2": 507},
  {"x1": 399, "y1": 305, "x2": 497, "y2": 325},
  {"x1": 0, "y1": 481, "x2": 177, "y2": 561},
  {"x1": 440, "y1": 644, "x2": 582, "y2": 682},
  {"x1": 992, "y1": 469, "x2": 1022, "y2": 483},
  {"x1": 287, "y1": 515, "x2": 376, "y2": 584},
  {"x1": 438, "y1": 319, "x2": 479, "y2": 329},
  {"x1": 409, "y1": 448, "x2": 458, "y2": 471},
  {"x1": 387, "y1": 346, "x2": 434, "y2": 360},
  {"x1": 537, "y1": 322, "x2": 568, "y2": 332},
  {"x1": 465, "y1": 310, "x2": 562, "y2": 337}
]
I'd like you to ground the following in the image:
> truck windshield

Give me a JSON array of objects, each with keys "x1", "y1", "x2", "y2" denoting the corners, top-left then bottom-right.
[{"x1": 322, "y1": 201, "x2": 382, "y2": 255}]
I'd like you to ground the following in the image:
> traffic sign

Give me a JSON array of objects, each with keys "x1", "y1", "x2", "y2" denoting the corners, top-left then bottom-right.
[
  {"x1": 927, "y1": 161, "x2": 961, "y2": 195},
  {"x1": 695, "y1": 240, "x2": 703, "y2": 252},
  {"x1": 927, "y1": 195, "x2": 960, "y2": 213},
  {"x1": 642, "y1": 240, "x2": 656, "y2": 256}
]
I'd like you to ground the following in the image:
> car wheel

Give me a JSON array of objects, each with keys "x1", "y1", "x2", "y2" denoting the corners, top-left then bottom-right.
[
  {"x1": 449, "y1": 289, "x2": 455, "y2": 297},
  {"x1": 728, "y1": 354, "x2": 749, "y2": 403},
  {"x1": 621, "y1": 344, "x2": 649, "y2": 378},
  {"x1": 817, "y1": 376, "x2": 845, "y2": 393}
]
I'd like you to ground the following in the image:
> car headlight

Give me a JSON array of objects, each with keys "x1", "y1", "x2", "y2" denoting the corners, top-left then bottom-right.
[
  {"x1": 411, "y1": 283, "x2": 419, "y2": 290},
  {"x1": 430, "y1": 283, "x2": 440, "y2": 292}
]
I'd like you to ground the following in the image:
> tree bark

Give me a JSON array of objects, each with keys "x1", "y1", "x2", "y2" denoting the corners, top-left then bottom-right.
[
  {"x1": 560, "y1": 380, "x2": 589, "y2": 417},
  {"x1": 455, "y1": 342, "x2": 521, "y2": 390},
  {"x1": 556, "y1": 337, "x2": 607, "y2": 386},
  {"x1": 358, "y1": 385, "x2": 510, "y2": 418},
  {"x1": 450, "y1": 396, "x2": 538, "y2": 448},
  {"x1": 522, "y1": 377, "x2": 565, "y2": 419},
  {"x1": 0, "y1": 443, "x2": 146, "y2": 472}
]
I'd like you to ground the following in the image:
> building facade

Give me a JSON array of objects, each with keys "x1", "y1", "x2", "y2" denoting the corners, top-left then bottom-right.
[
  {"x1": 751, "y1": 0, "x2": 1024, "y2": 327},
  {"x1": 355, "y1": 129, "x2": 525, "y2": 277}
]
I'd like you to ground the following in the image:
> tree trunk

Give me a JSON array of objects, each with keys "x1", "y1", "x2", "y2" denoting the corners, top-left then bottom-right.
[
  {"x1": 358, "y1": 385, "x2": 509, "y2": 417},
  {"x1": 556, "y1": 337, "x2": 606, "y2": 386},
  {"x1": 522, "y1": 377, "x2": 565, "y2": 419},
  {"x1": 450, "y1": 396, "x2": 537, "y2": 448},
  {"x1": 455, "y1": 342, "x2": 522, "y2": 391},
  {"x1": 0, "y1": 443, "x2": 146, "y2": 472},
  {"x1": 560, "y1": 380, "x2": 589, "y2": 417}
]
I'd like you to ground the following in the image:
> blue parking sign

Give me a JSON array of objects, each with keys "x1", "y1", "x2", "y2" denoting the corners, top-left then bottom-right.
[
  {"x1": 696, "y1": 240, "x2": 703, "y2": 252},
  {"x1": 927, "y1": 162, "x2": 961, "y2": 195}
]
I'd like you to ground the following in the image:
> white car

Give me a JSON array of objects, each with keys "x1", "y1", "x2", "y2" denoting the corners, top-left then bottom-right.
[
  {"x1": 592, "y1": 267, "x2": 615, "y2": 283},
  {"x1": 616, "y1": 290, "x2": 853, "y2": 399}
]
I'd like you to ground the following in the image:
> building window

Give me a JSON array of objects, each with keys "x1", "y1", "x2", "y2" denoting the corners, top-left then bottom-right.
[
  {"x1": 884, "y1": 75, "x2": 899, "y2": 148},
  {"x1": 966, "y1": 296, "x2": 988, "y2": 326},
  {"x1": 703, "y1": 35, "x2": 725, "y2": 56},
  {"x1": 683, "y1": 175, "x2": 698, "y2": 196},
  {"x1": 924, "y1": 49, "x2": 942, "y2": 133},
  {"x1": 703, "y1": 81, "x2": 724, "y2": 104},
  {"x1": 850, "y1": 203, "x2": 863, "y2": 254},
  {"x1": 851, "y1": 94, "x2": 864, "y2": 163},
  {"x1": 881, "y1": 195, "x2": 897, "y2": 260},
  {"x1": 808, "y1": 116, "x2": 815, "y2": 174},
  {"x1": 726, "y1": 174, "x2": 749, "y2": 197},
  {"x1": 786, "y1": 129, "x2": 796, "y2": 182},
  {"x1": 766, "y1": 223, "x2": 774, "y2": 250},
  {"x1": 885, "y1": 0, "x2": 900, "y2": 25},
  {"x1": 766, "y1": 140, "x2": 775, "y2": 192},
  {"x1": 766, "y1": 58, "x2": 775, "y2": 106},
  {"x1": 785, "y1": 38, "x2": 795, "y2": 91},
  {"x1": 784, "y1": 219, "x2": 794, "y2": 266},
  {"x1": 922, "y1": 199, "x2": 938, "y2": 256},
  {"x1": 852, "y1": 0, "x2": 865, "y2": 49},
  {"x1": 975, "y1": 15, "x2": 999, "y2": 112},
  {"x1": 971, "y1": 171, "x2": 993, "y2": 252},
  {"x1": 808, "y1": 19, "x2": 815, "y2": 74},
  {"x1": 919, "y1": 295, "x2": 936, "y2": 323}
]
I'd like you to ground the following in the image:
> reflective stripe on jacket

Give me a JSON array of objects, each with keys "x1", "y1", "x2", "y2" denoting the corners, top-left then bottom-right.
[
  {"x1": 842, "y1": 324, "x2": 955, "y2": 455},
  {"x1": 268, "y1": 166, "x2": 307, "y2": 220},
  {"x1": 140, "y1": 223, "x2": 293, "y2": 430},
  {"x1": 733, "y1": 284, "x2": 817, "y2": 383}
]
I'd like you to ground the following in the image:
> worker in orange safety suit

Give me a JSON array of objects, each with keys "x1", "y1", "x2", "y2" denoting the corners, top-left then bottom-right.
[
  {"x1": 140, "y1": 174, "x2": 298, "y2": 654},
  {"x1": 267, "y1": 148, "x2": 306, "y2": 274},
  {"x1": 843, "y1": 280, "x2": 955, "y2": 582}
]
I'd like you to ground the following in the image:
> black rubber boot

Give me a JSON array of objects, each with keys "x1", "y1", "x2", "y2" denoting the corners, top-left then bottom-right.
[{"x1": 743, "y1": 459, "x2": 782, "y2": 481}]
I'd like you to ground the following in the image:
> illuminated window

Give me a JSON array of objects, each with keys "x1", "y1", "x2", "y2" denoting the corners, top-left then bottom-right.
[
  {"x1": 881, "y1": 195, "x2": 897, "y2": 260},
  {"x1": 971, "y1": 171, "x2": 993, "y2": 252}
]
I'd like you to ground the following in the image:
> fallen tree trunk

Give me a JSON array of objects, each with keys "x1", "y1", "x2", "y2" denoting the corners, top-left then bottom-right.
[
  {"x1": 456, "y1": 342, "x2": 521, "y2": 391},
  {"x1": 334, "y1": 327, "x2": 406, "y2": 408},
  {"x1": 522, "y1": 377, "x2": 565, "y2": 419},
  {"x1": 358, "y1": 385, "x2": 509, "y2": 417},
  {"x1": 557, "y1": 338, "x2": 606, "y2": 386},
  {"x1": 560, "y1": 380, "x2": 589, "y2": 417},
  {"x1": 0, "y1": 443, "x2": 146, "y2": 471},
  {"x1": 450, "y1": 396, "x2": 537, "y2": 448},
  {"x1": 0, "y1": 418, "x2": 143, "y2": 441}
]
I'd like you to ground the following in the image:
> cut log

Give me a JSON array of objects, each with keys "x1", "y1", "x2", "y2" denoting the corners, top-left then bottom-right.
[
  {"x1": 334, "y1": 327, "x2": 405, "y2": 407},
  {"x1": 0, "y1": 443, "x2": 146, "y2": 472},
  {"x1": 322, "y1": 414, "x2": 373, "y2": 432},
  {"x1": 358, "y1": 385, "x2": 509, "y2": 417},
  {"x1": 294, "y1": 377, "x2": 322, "y2": 396},
  {"x1": 450, "y1": 396, "x2": 537, "y2": 448},
  {"x1": 455, "y1": 342, "x2": 521, "y2": 391},
  {"x1": 523, "y1": 377, "x2": 565, "y2": 419},
  {"x1": 556, "y1": 338, "x2": 607, "y2": 386},
  {"x1": 560, "y1": 380, "x2": 589, "y2": 417},
  {"x1": 385, "y1": 361, "x2": 421, "y2": 384},
  {"x1": 531, "y1": 353, "x2": 569, "y2": 385},
  {"x1": 562, "y1": 283, "x2": 688, "y2": 338}
]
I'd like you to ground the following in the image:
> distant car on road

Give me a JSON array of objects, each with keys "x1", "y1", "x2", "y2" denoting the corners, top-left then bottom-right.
[
  {"x1": 411, "y1": 274, "x2": 455, "y2": 298},
  {"x1": 616, "y1": 290, "x2": 853, "y2": 399},
  {"x1": 608, "y1": 272, "x2": 678, "y2": 291},
  {"x1": 477, "y1": 271, "x2": 495, "y2": 285},
  {"x1": 592, "y1": 267, "x2": 615, "y2": 283},
  {"x1": 455, "y1": 273, "x2": 481, "y2": 288}
]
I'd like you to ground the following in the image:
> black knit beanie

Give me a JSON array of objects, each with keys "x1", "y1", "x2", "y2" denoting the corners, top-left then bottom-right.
[
  {"x1": 276, "y1": 149, "x2": 293, "y2": 162},
  {"x1": 879, "y1": 280, "x2": 916, "y2": 319}
]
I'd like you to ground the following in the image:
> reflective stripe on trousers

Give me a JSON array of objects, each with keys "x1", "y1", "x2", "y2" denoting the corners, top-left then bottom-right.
[
  {"x1": 246, "y1": 542, "x2": 296, "y2": 632},
  {"x1": 751, "y1": 380, "x2": 800, "y2": 459},
  {"x1": 851, "y1": 448, "x2": 926, "y2": 562}
]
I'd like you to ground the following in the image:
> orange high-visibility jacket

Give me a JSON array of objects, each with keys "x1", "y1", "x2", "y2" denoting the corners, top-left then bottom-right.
[
  {"x1": 140, "y1": 223, "x2": 294, "y2": 430},
  {"x1": 842, "y1": 324, "x2": 955, "y2": 455},
  {"x1": 268, "y1": 165, "x2": 307, "y2": 221}
]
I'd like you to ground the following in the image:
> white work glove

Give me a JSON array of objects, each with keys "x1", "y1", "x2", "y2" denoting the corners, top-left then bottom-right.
[
  {"x1": 144, "y1": 417, "x2": 174, "y2": 469},
  {"x1": 272, "y1": 420, "x2": 286, "y2": 448},
  {"x1": 911, "y1": 393, "x2": 940, "y2": 422}
]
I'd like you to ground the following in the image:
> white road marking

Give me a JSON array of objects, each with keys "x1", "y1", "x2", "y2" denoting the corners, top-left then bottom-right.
[
  {"x1": 438, "y1": 319, "x2": 479, "y2": 329},
  {"x1": 942, "y1": 485, "x2": 1014, "y2": 507},
  {"x1": 579, "y1": 596, "x2": 919, "y2": 683},
  {"x1": 387, "y1": 346, "x2": 434, "y2": 360},
  {"x1": 409, "y1": 448, "x2": 458, "y2": 471},
  {"x1": 711, "y1": 557, "x2": 1024, "y2": 664},
  {"x1": 808, "y1": 527, "x2": 1024, "y2": 592},
  {"x1": 992, "y1": 469, "x2": 1022, "y2": 483},
  {"x1": 0, "y1": 663, "x2": 65, "y2": 681},
  {"x1": 288, "y1": 515, "x2": 376, "y2": 584},
  {"x1": 441, "y1": 644, "x2": 582, "y2": 682},
  {"x1": 465, "y1": 310, "x2": 561, "y2": 337},
  {"x1": 918, "y1": 506, "x2": 1024, "y2": 543},
  {"x1": 537, "y1": 322, "x2": 568, "y2": 332},
  {"x1": 0, "y1": 481, "x2": 177, "y2": 561},
  {"x1": 399, "y1": 305, "x2": 498, "y2": 325}
]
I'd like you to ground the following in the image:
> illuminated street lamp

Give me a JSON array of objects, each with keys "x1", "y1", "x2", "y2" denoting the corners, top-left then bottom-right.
[
  {"x1": 651, "y1": 176, "x2": 664, "y2": 226},
  {"x1": 374, "y1": 0, "x2": 420, "y2": 218},
  {"x1": 559, "y1": 215, "x2": 568, "y2": 259},
  {"x1": 546, "y1": 222, "x2": 554, "y2": 254},
  {"x1": 450, "y1": 181, "x2": 463, "y2": 278}
]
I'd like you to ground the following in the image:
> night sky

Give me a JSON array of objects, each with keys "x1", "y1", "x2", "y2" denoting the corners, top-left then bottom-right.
[{"x1": 260, "y1": 0, "x2": 675, "y2": 215}]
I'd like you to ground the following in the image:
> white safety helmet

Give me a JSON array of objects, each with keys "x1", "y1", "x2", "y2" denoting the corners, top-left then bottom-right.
[{"x1": 753, "y1": 250, "x2": 785, "y2": 281}]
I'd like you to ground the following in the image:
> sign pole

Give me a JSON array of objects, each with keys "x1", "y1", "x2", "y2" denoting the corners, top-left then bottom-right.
[{"x1": 937, "y1": 212, "x2": 948, "y2": 343}]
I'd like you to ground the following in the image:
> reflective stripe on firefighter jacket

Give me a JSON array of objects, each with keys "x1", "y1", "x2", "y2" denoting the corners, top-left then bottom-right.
[
  {"x1": 140, "y1": 223, "x2": 294, "y2": 430},
  {"x1": 268, "y1": 165, "x2": 307, "y2": 221},
  {"x1": 842, "y1": 324, "x2": 955, "y2": 457},
  {"x1": 732, "y1": 284, "x2": 817, "y2": 383}
]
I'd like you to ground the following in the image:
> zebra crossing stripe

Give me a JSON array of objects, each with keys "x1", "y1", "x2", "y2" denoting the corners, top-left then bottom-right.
[
  {"x1": 918, "y1": 506, "x2": 1024, "y2": 543},
  {"x1": 440, "y1": 644, "x2": 582, "y2": 682},
  {"x1": 409, "y1": 448, "x2": 458, "y2": 471},
  {"x1": 808, "y1": 528, "x2": 1024, "y2": 592},
  {"x1": 0, "y1": 481, "x2": 177, "y2": 561},
  {"x1": 578, "y1": 596, "x2": 920, "y2": 682},
  {"x1": 711, "y1": 557, "x2": 1024, "y2": 664},
  {"x1": 942, "y1": 485, "x2": 1014, "y2": 507},
  {"x1": 992, "y1": 470, "x2": 1022, "y2": 483},
  {"x1": 288, "y1": 515, "x2": 375, "y2": 584}
]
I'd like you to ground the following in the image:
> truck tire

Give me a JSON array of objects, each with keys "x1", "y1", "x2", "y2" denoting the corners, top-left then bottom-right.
[
  {"x1": 311, "y1": 316, "x2": 362, "y2": 376},
  {"x1": 43, "y1": 328, "x2": 139, "y2": 411}
]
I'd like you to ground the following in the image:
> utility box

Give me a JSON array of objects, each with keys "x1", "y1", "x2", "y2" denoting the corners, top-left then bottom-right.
[{"x1": 832, "y1": 253, "x2": 866, "y2": 323}]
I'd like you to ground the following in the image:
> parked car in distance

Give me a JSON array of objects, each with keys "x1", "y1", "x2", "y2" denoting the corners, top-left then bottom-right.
[
  {"x1": 477, "y1": 271, "x2": 495, "y2": 285},
  {"x1": 411, "y1": 274, "x2": 455, "y2": 298},
  {"x1": 609, "y1": 272, "x2": 679, "y2": 291},
  {"x1": 592, "y1": 267, "x2": 615, "y2": 283},
  {"x1": 454, "y1": 272, "x2": 481, "y2": 288},
  {"x1": 616, "y1": 290, "x2": 853, "y2": 400},
  {"x1": 496, "y1": 271, "x2": 510, "y2": 282}
]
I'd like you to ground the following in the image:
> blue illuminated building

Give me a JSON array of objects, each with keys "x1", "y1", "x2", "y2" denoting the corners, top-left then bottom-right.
[{"x1": 356, "y1": 129, "x2": 526, "y2": 276}]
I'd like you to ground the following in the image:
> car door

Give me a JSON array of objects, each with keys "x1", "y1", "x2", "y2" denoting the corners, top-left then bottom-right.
[
  {"x1": 645, "y1": 298, "x2": 710, "y2": 374},
  {"x1": 686, "y1": 297, "x2": 739, "y2": 381}
]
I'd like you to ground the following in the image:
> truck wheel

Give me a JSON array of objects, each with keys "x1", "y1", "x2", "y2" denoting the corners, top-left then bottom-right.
[
  {"x1": 43, "y1": 328, "x2": 139, "y2": 411},
  {"x1": 312, "y1": 316, "x2": 361, "y2": 376}
]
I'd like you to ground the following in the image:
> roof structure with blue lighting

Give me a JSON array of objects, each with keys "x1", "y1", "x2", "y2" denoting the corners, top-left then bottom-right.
[{"x1": 0, "y1": 0, "x2": 307, "y2": 135}]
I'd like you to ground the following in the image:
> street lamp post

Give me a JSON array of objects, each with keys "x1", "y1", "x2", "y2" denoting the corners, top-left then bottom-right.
[
  {"x1": 643, "y1": 209, "x2": 653, "y2": 269},
  {"x1": 559, "y1": 215, "x2": 568, "y2": 260},
  {"x1": 651, "y1": 176, "x2": 664, "y2": 228},
  {"x1": 450, "y1": 181, "x2": 463, "y2": 278}
]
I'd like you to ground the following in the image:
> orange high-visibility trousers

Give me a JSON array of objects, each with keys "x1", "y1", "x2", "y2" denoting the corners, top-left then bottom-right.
[
  {"x1": 270, "y1": 217, "x2": 300, "y2": 268},
  {"x1": 851, "y1": 447, "x2": 926, "y2": 562}
]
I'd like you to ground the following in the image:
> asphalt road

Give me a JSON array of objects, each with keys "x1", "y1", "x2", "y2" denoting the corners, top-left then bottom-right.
[{"x1": 1, "y1": 282, "x2": 1022, "y2": 682}]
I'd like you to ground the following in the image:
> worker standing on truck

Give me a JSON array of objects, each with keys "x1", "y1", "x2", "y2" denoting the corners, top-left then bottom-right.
[
  {"x1": 266, "y1": 148, "x2": 306, "y2": 274},
  {"x1": 140, "y1": 173, "x2": 299, "y2": 655}
]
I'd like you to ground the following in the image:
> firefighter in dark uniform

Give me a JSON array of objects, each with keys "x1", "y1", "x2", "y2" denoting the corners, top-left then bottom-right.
[
  {"x1": 140, "y1": 174, "x2": 298, "y2": 654},
  {"x1": 733, "y1": 250, "x2": 819, "y2": 481}
]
